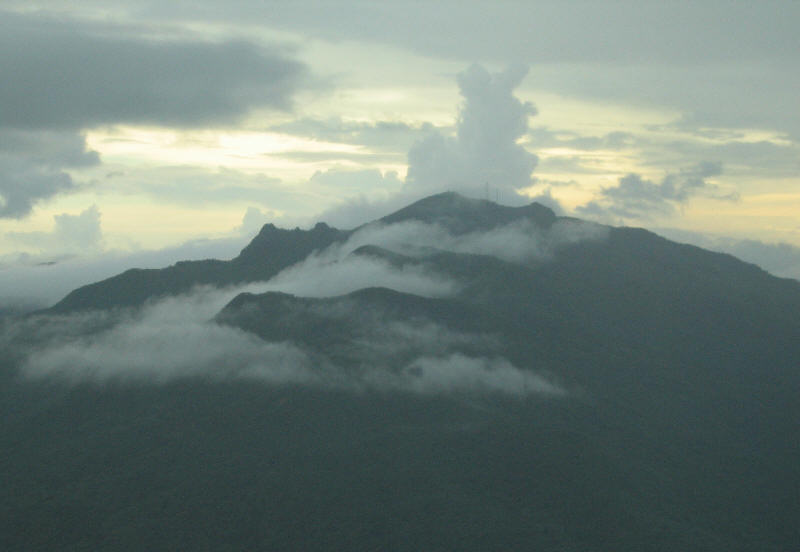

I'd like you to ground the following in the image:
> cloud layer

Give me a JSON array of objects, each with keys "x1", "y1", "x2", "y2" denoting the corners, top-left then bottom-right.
[
  {"x1": 13, "y1": 285, "x2": 562, "y2": 398},
  {"x1": 0, "y1": 11, "x2": 308, "y2": 129}
]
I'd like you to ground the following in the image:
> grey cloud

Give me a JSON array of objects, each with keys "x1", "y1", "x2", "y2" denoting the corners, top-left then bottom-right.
[
  {"x1": 19, "y1": 3, "x2": 798, "y2": 140},
  {"x1": 0, "y1": 154, "x2": 74, "y2": 218},
  {"x1": 0, "y1": 11, "x2": 309, "y2": 130},
  {"x1": 0, "y1": 130, "x2": 99, "y2": 217},
  {"x1": 536, "y1": 61, "x2": 800, "y2": 141},
  {"x1": 142, "y1": 1, "x2": 800, "y2": 65},
  {"x1": 577, "y1": 162, "x2": 730, "y2": 220},
  {"x1": 1, "y1": 129, "x2": 100, "y2": 168},
  {"x1": 405, "y1": 64, "x2": 538, "y2": 201}
]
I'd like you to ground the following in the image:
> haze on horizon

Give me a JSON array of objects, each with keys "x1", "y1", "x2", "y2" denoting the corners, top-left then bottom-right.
[{"x1": 2, "y1": 1, "x2": 800, "y2": 308}]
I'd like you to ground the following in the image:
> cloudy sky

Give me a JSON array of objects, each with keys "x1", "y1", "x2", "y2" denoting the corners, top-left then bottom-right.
[{"x1": 2, "y1": 1, "x2": 800, "y2": 299}]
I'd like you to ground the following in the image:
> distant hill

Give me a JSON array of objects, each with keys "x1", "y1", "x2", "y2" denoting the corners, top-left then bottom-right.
[{"x1": 4, "y1": 191, "x2": 800, "y2": 550}]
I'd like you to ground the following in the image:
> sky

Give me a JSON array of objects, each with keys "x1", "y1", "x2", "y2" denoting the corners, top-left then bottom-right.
[{"x1": 2, "y1": 1, "x2": 800, "y2": 306}]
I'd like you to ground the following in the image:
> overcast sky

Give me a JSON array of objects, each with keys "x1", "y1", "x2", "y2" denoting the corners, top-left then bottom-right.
[{"x1": 2, "y1": 1, "x2": 800, "y2": 296}]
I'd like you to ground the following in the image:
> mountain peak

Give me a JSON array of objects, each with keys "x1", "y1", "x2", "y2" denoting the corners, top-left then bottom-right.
[{"x1": 380, "y1": 191, "x2": 556, "y2": 234}]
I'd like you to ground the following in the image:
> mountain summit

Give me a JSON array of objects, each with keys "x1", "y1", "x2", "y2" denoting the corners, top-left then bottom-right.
[
  {"x1": 380, "y1": 191, "x2": 557, "y2": 233},
  {"x1": 8, "y1": 192, "x2": 799, "y2": 550}
]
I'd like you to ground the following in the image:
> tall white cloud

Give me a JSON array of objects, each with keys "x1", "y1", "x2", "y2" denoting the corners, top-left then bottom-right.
[{"x1": 405, "y1": 64, "x2": 538, "y2": 202}]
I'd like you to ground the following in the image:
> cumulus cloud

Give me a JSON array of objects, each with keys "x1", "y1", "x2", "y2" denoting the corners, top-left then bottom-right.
[
  {"x1": 577, "y1": 161, "x2": 731, "y2": 220},
  {"x1": 312, "y1": 64, "x2": 542, "y2": 228},
  {"x1": 7, "y1": 205, "x2": 103, "y2": 254},
  {"x1": 405, "y1": 64, "x2": 538, "y2": 201},
  {"x1": 237, "y1": 206, "x2": 281, "y2": 237}
]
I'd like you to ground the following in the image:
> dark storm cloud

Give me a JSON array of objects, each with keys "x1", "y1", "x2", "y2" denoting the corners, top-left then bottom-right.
[
  {"x1": 577, "y1": 162, "x2": 730, "y2": 220},
  {"x1": 0, "y1": 11, "x2": 309, "y2": 130}
]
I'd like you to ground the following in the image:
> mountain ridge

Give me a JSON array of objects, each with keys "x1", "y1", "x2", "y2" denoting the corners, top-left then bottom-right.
[
  {"x1": 4, "y1": 191, "x2": 800, "y2": 550},
  {"x1": 46, "y1": 192, "x2": 560, "y2": 313}
]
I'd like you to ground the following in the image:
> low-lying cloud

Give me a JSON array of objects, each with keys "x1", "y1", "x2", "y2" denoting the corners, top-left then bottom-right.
[
  {"x1": 344, "y1": 217, "x2": 607, "y2": 265},
  {"x1": 18, "y1": 288, "x2": 316, "y2": 384},
  {"x1": 12, "y1": 284, "x2": 562, "y2": 397},
  {"x1": 262, "y1": 252, "x2": 457, "y2": 299}
]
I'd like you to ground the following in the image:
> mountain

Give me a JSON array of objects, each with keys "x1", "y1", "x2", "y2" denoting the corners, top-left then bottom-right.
[
  {"x1": 48, "y1": 221, "x2": 348, "y2": 313},
  {"x1": 3, "y1": 192, "x2": 800, "y2": 550},
  {"x1": 47, "y1": 192, "x2": 559, "y2": 313}
]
